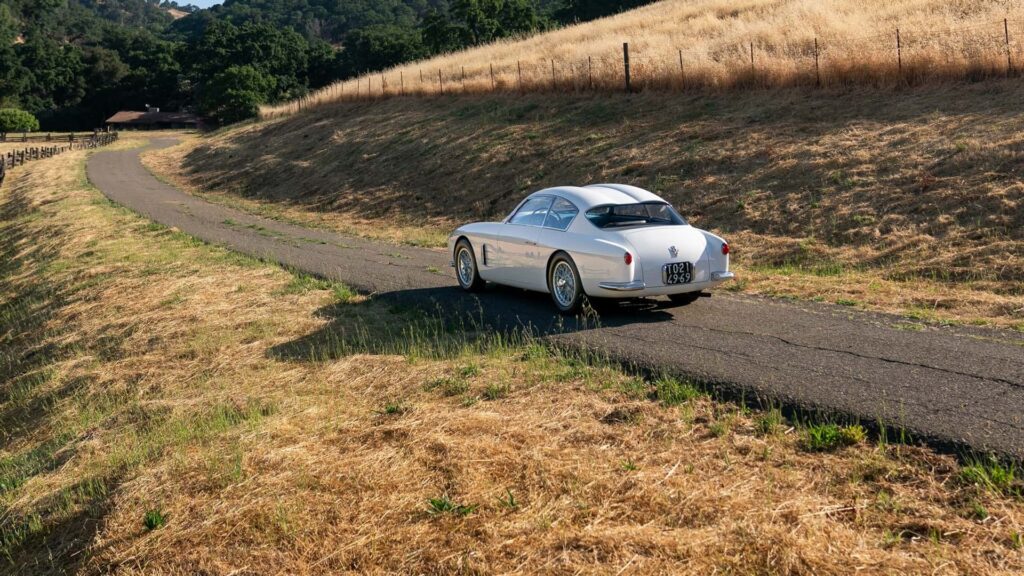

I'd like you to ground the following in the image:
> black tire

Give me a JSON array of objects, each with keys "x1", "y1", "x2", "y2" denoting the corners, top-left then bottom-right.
[
  {"x1": 548, "y1": 253, "x2": 585, "y2": 314},
  {"x1": 454, "y1": 239, "x2": 486, "y2": 292},
  {"x1": 668, "y1": 291, "x2": 703, "y2": 306}
]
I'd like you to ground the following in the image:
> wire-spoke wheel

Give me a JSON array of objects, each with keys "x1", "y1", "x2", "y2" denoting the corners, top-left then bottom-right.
[
  {"x1": 454, "y1": 239, "x2": 485, "y2": 292},
  {"x1": 548, "y1": 253, "x2": 584, "y2": 314}
]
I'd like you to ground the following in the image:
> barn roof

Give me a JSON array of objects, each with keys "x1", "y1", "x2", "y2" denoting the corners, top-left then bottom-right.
[{"x1": 105, "y1": 110, "x2": 199, "y2": 125}]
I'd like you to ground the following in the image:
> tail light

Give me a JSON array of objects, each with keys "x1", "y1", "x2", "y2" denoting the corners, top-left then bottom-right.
[
  {"x1": 624, "y1": 252, "x2": 633, "y2": 265},
  {"x1": 721, "y1": 243, "x2": 730, "y2": 255}
]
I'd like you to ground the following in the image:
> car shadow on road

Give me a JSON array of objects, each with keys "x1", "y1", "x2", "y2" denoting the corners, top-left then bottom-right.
[{"x1": 268, "y1": 283, "x2": 680, "y2": 362}]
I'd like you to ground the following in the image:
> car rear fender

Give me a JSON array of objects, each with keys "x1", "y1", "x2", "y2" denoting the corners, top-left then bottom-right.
[{"x1": 549, "y1": 237, "x2": 640, "y2": 296}]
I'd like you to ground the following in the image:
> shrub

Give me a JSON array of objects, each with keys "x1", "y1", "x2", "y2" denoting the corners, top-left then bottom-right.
[{"x1": 0, "y1": 109, "x2": 39, "y2": 133}]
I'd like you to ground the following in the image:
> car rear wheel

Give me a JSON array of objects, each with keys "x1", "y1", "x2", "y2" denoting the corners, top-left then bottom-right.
[
  {"x1": 455, "y1": 239, "x2": 485, "y2": 292},
  {"x1": 548, "y1": 253, "x2": 585, "y2": 314},
  {"x1": 668, "y1": 291, "x2": 703, "y2": 306}
]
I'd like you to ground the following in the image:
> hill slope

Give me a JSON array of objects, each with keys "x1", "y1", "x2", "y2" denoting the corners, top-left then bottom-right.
[
  {"x1": 152, "y1": 81, "x2": 1023, "y2": 327},
  {"x1": 262, "y1": 0, "x2": 1023, "y2": 118}
]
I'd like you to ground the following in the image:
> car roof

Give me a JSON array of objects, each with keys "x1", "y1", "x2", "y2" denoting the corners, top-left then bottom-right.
[{"x1": 527, "y1": 184, "x2": 666, "y2": 210}]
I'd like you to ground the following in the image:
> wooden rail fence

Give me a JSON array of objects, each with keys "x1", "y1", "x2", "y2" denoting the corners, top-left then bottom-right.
[
  {"x1": 0, "y1": 132, "x2": 119, "y2": 187},
  {"x1": 0, "y1": 130, "x2": 118, "y2": 144}
]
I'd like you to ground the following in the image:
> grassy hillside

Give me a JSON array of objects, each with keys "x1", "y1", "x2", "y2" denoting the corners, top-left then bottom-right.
[
  {"x1": 150, "y1": 82, "x2": 1024, "y2": 328},
  {"x1": 263, "y1": 0, "x2": 1023, "y2": 118},
  {"x1": 3, "y1": 134, "x2": 1024, "y2": 574}
]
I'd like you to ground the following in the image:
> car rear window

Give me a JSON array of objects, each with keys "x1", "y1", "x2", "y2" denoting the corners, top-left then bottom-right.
[{"x1": 585, "y1": 202, "x2": 687, "y2": 229}]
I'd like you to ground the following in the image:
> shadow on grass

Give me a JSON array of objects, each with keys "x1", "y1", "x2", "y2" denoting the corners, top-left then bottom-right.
[
  {"x1": 268, "y1": 283, "x2": 678, "y2": 362},
  {"x1": 1, "y1": 473, "x2": 123, "y2": 575},
  {"x1": 0, "y1": 180, "x2": 128, "y2": 573}
]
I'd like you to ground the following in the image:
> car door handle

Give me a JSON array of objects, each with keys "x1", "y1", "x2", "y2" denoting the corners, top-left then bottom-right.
[{"x1": 525, "y1": 241, "x2": 537, "y2": 245}]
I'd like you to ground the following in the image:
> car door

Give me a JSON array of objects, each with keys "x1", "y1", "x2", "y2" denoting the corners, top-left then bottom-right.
[
  {"x1": 535, "y1": 196, "x2": 582, "y2": 287},
  {"x1": 496, "y1": 196, "x2": 551, "y2": 290}
]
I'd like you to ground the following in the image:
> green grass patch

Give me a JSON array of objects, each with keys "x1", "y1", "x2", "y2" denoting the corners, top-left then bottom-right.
[
  {"x1": 960, "y1": 456, "x2": 1021, "y2": 498},
  {"x1": 144, "y1": 508, "x2": 168, "y2": 531},
  {"x1": 755, "y1": 409, "x2": 786, "y2": 437},
  {"x1": 803, "y1": 423, "x2": 866, "y2": 452},
  {"x1": 427, "y1": 495, "x2": 477, "y2": 516},
  {"x1": 276, "y1": 272, "x2": 356, "y2": 302},
  {"x1": 654, "y1": 376, "x2": 703, "y2": 406}
]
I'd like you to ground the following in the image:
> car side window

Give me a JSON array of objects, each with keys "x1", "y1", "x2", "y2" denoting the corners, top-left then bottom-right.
[
  {"x1": 509, "y1": 196, "x2": 553, "y2": 227},
  {"x1": 542, "y1": 197, "x2": 579, "y2": 231}
]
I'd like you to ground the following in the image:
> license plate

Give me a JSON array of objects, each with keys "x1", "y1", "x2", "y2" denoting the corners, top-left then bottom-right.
[{"x1": 663, "y1": 262, "x2": 693, "y2": 285}]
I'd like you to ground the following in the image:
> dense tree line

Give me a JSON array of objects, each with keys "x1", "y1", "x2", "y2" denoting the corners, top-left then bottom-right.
[{"x1": 0, "y1": 0, "x2": 653, "y2": 129}]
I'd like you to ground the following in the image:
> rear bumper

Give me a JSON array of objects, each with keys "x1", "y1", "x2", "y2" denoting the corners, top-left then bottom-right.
[
  {"x1": 598, "y1": 280, "x2": 646, "y2": 292},
  {"x1": 587, "y1": 271, "x2": 733, "y2": 299}
]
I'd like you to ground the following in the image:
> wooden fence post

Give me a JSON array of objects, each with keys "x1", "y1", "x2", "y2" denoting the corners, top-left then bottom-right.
[
  {"x1": 623, "y1": 42, "x2": 631, "y2": 93},
  {"x1": 550, "y1": 59, "x2": 556, "y2": 90},
  {"x1": 678, "y1": 49, "x2": 684, "y2": 87},
  {"x1": 749, "y1": 41, "x2": 755, "y2": 74},
  {"x1": 439, "y1": 69, "x2": 444, "y2": 94},
  {"x1": 401, "y1": 71, "x2": 405, "y2": 95},
  {"x1": 517, "y1": 60, "x2": 523, "y2": 93},
  {"x1": 814, "y1": 37, "x2": 821, "y2": 86},
  {"x1": 461, "y1": 66, "x2": 466, "y2": 91},
  {"x1": 381, "y1": 74, "x2": 386, "y2": 96},
  {"x1": 896, "y1": 28, "x2": 902, "y2": 74},
  {"x1": 490, "y1": 63, "x2": 495, "y2": 90},
  {"x1": 1006, "y1": 18, "x2": 1013, "y2": 76},
  {"x1": 588, "y1": 55, "x2": 593, "y2": 89}
]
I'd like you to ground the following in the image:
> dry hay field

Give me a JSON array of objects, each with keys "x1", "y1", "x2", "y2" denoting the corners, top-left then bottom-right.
[
  {"x1": 2, "y1": 131, "x2": 1024, "y2": 574},
  {"x1": 152, "y1": 81, "x2": 1024, "y2": 330},
  {"x1": 263, "y1": 0, "x2": 1024, "y2": 119}
]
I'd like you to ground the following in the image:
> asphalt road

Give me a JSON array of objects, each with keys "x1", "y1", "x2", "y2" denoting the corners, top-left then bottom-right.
[{"x1": 88, "y1": 139, "x2": 1024, "y2": 459}]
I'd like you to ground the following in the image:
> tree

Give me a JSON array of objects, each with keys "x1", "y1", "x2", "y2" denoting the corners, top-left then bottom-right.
[
  {"x1": 14, "y1": 37, "x2": 87, "y2": 114},
  {"x1": 421, "y1": 9, "x2": 462, "y2": 54},
  {"x1": 0, "y1": 108, "x2": 40, "y2": 133},
  {"x1": 340, "y1": 25, "x2": 428, "y2": 77},
  {"x1": 199, "y1": 65, "x2": 275, "y2": 125},
  {"x1": 0, "y1": 5, "x2": 26, "y2": 107}
]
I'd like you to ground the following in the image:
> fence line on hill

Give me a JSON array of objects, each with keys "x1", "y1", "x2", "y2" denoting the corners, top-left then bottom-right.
[
  {"x1": 0, "y1": 132, "x2": 119, "y2": 187},
  {"x1": 264, "y1": 18, "x2": 1024, "y2": 119}
]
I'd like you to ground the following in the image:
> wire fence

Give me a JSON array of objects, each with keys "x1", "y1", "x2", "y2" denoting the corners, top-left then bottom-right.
[{"x1": 266, "y1": 18, "x2": 1024, "y2": 119}]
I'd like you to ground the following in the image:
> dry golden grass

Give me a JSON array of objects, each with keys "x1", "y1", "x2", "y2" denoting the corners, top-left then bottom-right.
[
  {"x1": 263, "y1": 0, "x2": 1024, "y2": 119},
  {"x1": 3, "y1": 124, "x2": 1024, "y2": 574},
  {"x1": 150, "y1": 82, "x2": 1024, "y2": 329}
]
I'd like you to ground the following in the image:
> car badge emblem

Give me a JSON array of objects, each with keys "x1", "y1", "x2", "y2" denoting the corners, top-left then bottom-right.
[{"x1": 669, "y1": 246, "x2": 678, "y2": 258}]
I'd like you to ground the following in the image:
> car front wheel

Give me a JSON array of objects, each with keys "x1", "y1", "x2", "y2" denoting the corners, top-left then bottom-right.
[
  {"x1": 548, "y1": 253, "x2": 584, "y2": 314},
  {"x1": 454, "y1": 239, "x2": 485, "y2": 292}
]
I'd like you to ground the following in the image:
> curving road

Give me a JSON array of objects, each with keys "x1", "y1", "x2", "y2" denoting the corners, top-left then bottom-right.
[{"x1": 88, "y1": 139, "x2": 1024, "y2": 459}]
